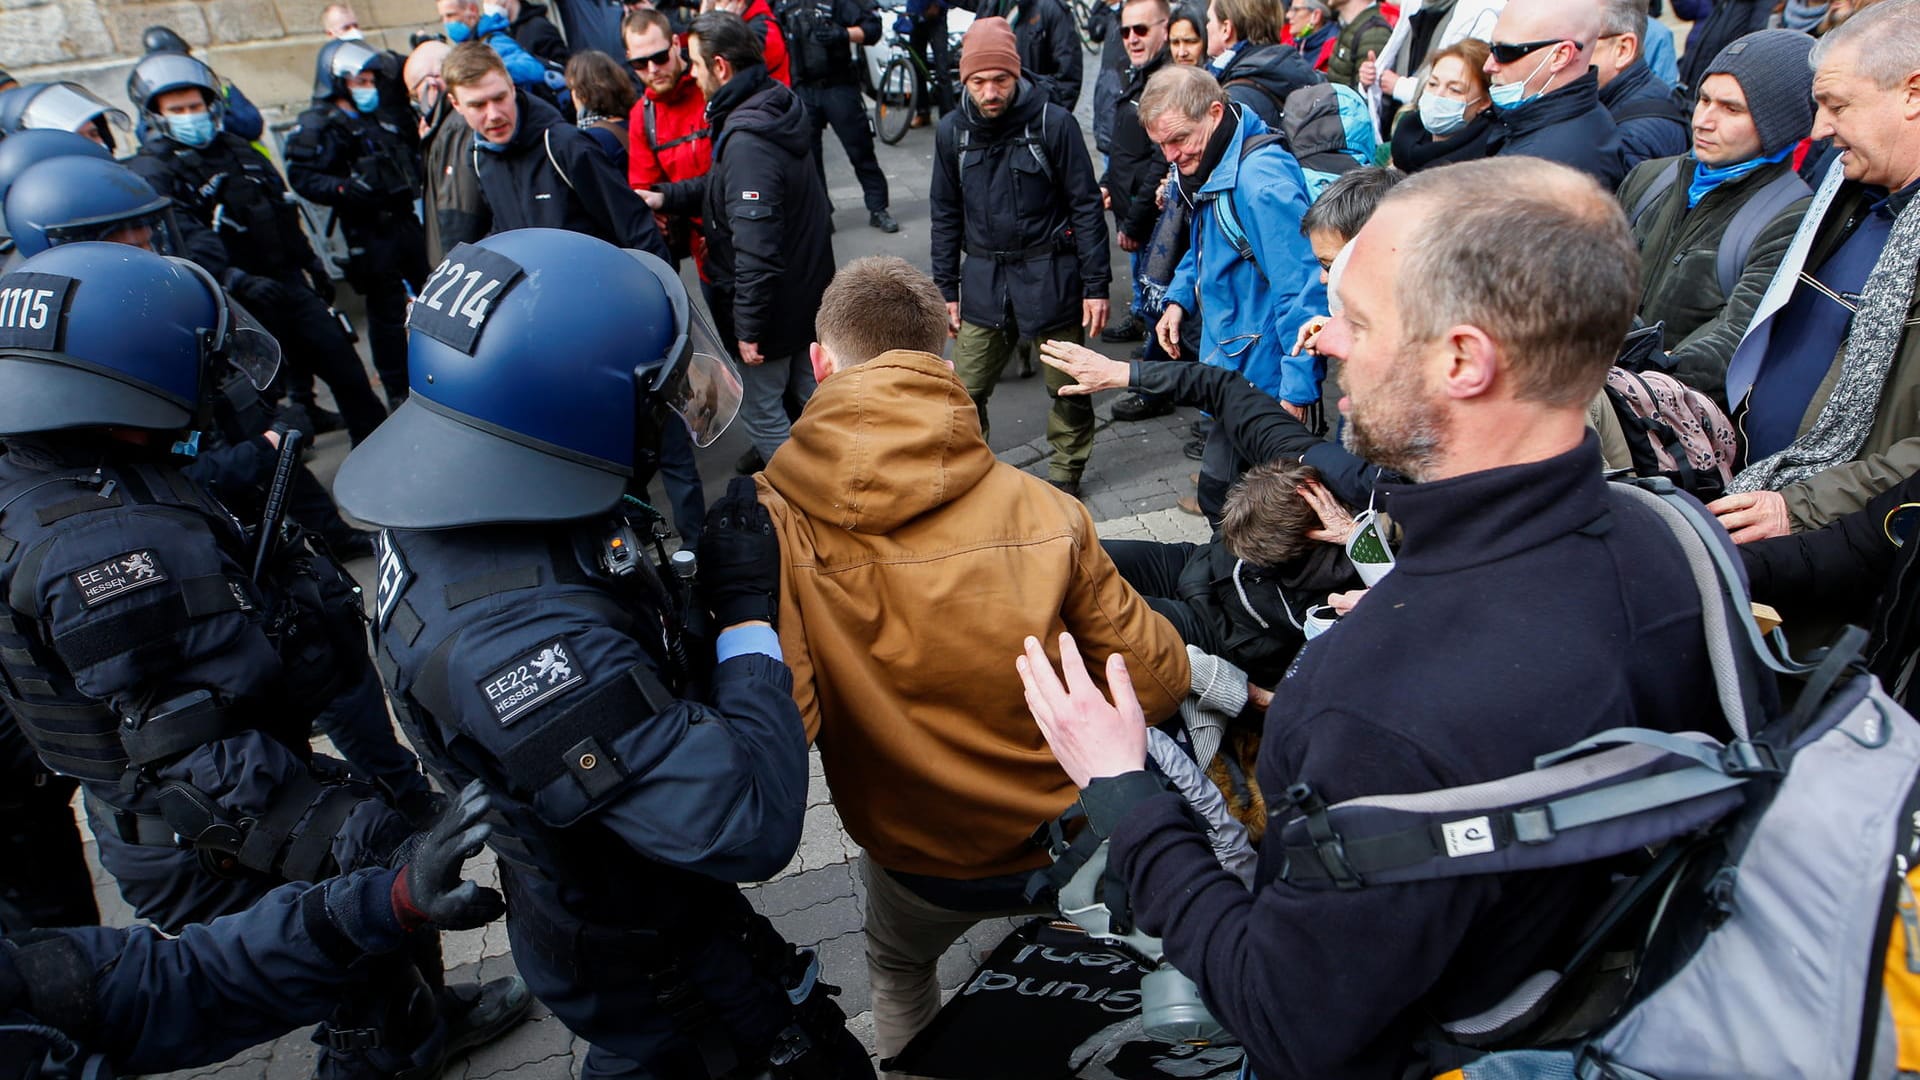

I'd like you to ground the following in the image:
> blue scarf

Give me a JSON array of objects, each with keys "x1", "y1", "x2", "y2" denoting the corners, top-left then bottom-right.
[{"x1": 1687, "y1": 144, "x2": 1794, "y2": 207}]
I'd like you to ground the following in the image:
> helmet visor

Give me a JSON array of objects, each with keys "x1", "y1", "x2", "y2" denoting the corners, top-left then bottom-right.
[
  {"x1": 45, "y1": 205, "x2": 183, "y2": 257},
  {"x1": 328, "y1": 41, "x2": 382, "y2": 79},
  {"x1": 654, "y1": 310, "x2": 742, "y2": 448},
  {"x1": 223, "y1": 295, "x2": 283, "y2": 391},
  {"x1": 22, "y1": 84, "x2": 131, "y2": 137}
]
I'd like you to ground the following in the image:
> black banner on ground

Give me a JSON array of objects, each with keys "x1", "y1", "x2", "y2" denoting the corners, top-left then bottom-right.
[{"x1": 889, "y1": 918, "x2": 1245, "y2": 1079}]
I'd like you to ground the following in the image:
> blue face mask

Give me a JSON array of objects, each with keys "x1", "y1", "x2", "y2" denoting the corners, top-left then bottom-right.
[
  {"x1": 166, "y1": 110, "x2": 217, "y2": 147},
  {"x1": 350, "y1": 85, "x2": 381, "y2": 113},
  {"x1": 1418, "y1": 92, "x2": 1477, "y2": 136},
  {"x1": 1488, "y1": 48, "x2": 1556, "y2": 111},
  {"x1": 445, "y1": 20, "x2": 474, "y2": 42}
]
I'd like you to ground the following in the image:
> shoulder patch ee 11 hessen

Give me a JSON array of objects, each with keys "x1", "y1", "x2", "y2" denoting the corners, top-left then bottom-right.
[{"x1": 71, "y1": 549, "x2": 169, "y2": 608}]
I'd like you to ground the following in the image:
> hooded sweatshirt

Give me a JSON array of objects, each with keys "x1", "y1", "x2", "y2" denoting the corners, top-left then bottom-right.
[{"x1": 755, "y1": 349, "x2": 1191, "y2": 880}]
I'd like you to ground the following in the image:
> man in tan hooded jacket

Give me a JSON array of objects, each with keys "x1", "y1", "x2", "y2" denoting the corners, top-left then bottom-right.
[{"x1": 753, "y1": 255, "x2": 1191, "y2": 1070}]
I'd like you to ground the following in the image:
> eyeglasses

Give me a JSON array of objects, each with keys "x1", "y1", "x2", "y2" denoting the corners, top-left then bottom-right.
[
  {"x1": 1120, "y1": 19, "x2": 1166, "y2": 36},
  {"x1": 628, "y1": 48, "x2": 677, "y2": 71},
  {"x1": 1487, "y1": 37, "x2": 1576, "y2": 63}
]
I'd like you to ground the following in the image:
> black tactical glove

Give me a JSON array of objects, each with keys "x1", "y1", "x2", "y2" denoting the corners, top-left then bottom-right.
[
  {"x1": 229, "y1": 271, "x2": 289, "y2": 310},
  {"x1": 697, "y1": 475, "x2": 781, "y2": 629},
  {"x1": 307, "y1": 257, "x2": 337, "y2": 305},
  {"x1": 390, "y1": 780, "x2": 506, "y2": 932}
]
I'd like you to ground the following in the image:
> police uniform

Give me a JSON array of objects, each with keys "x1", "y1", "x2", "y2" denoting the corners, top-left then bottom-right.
[
  {"x1": 0, "y1": 244, "x2": 521, "y2": 1079},
  {"x1": 781, "y1": 0, "x2": 894, "y2": 226},
  {"x1": 334, "y1": 230, "x2": 872, "y2": 1079},
  {"x1": 285, "y1": 41, "x2": 430, "y2": 409},
  {"x1": 124, "y1": 51, "x2": 388, "y2": 445}
]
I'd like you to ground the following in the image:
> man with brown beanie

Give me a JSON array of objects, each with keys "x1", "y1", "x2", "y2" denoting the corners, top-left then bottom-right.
[
  {"x1": 932, "y1": 16, "x2": 1111, "y2": 496},
  {"x1": 753, "y1": 255, "x2": 1189, "y2": 1075},
  {"x1": 1616, "y1": 28, "x2": 1817, "y2": 399}
]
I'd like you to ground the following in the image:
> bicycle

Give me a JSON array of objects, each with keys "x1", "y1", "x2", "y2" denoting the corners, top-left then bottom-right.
[
  {"x1": 1071, "y1": 0, "x2": 1101, "y2": 53},
  {"x1": 874, "y1": 13, "x2": 963, "y2": 145}
]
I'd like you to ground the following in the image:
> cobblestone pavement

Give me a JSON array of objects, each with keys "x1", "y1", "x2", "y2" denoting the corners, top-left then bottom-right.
[{"x1": 109, "y1": 393, "x2": 1211, "y2": 1080}]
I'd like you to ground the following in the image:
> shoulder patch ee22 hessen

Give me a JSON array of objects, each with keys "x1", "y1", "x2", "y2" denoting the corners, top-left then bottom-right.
[
  {"x1": 480, "y1": 638, "x2": 586, "y2": 726},
  {"x1": 71, "y1": 550, "x2": 169, "y2": 608}
]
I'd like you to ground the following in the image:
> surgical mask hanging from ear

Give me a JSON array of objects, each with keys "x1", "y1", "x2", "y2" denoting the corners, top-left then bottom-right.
[
  {"x1": 351, "y1": 85, "x2": 381, "y2": 113},
  {"x1": 1488, "y1": 47, "x2": 1556, "y2": 110},
  {"x1": 166, "y1": 111, "x2": 217, "y2": 147}
]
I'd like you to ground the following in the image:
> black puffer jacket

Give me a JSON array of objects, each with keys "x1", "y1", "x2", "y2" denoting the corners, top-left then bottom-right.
[
  {"x1": 702, "y1": 66, "x2": 836, "y2": 355},
  {"x1": 472, "y1": 92, "x2": 668, "y2": 257},
  {"x1": 1488, "y1": 69, "x2": 1627, "y2": 189},
  {"x1": 1218, "y1": 42, "x2": 1324, "y2": 131},
  {"x1": 931, "y1": 77, "x2": 1109, "y2": 336},
  {"x1": 509, "y1": 0, "x2": 572, "y2": 65},
  {"x1": 1598, "y1": 59, "x2": 1690, "y2": 171},
  {"x1": 1103, "y1": 50, "x2": 1171, "y2": 243},
  {"x1": 1161, "y1": 539, "x2": 1358, "y2": 686}
]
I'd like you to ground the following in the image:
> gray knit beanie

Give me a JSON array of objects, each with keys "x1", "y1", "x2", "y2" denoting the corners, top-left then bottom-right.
[{"x1": 1702, "y1": 29, "x2": 1817, "y2": 157}]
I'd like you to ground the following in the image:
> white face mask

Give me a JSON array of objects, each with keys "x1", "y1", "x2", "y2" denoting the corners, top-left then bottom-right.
[
  {"x1": 336, "y1": 27, "x2": 366, "y2": 40},
  {"x1": 1418, "y1": 92, "x2": 1478, "y2": 135}
]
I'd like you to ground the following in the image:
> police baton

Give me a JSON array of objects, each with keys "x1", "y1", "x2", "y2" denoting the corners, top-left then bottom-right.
[{"x1": 251, "y1": 428, "x2": 305, "y2": 584}]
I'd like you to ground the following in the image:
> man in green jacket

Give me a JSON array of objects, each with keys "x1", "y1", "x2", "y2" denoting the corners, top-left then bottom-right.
[
  {"x1": 1325, "y1": 0, "x2": 1391, "y2": 88},
  {"x1": 1616, "y1": 29, "x2": 1815, "y2": 401},
  {"x1": 1709, "y1": 0, "x2": 1920, "y2": 543}
]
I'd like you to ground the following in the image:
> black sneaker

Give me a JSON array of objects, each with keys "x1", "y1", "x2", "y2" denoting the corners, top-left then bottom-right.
[
  {"x1": 1110, "y1": 393, "x2": 1173, "y2": 421},
  {"x1": 1183, "y1": 438, "x2": 1206, "y2": 460},
  {"x1": 1049, "y1": 477, "x2": 1082, "y2": 498},
  {"x1": 441, "y1": 976, "x2": 533, "y2": 1059},
  {"x1": 870, "y1": 209, "x2": 900, "y2": 233},
  {"x1": 1100, "y1": 315, "x2": 1145, "y2": 343},
  {"x1": 304, "y1": 406, "x2": 345, "y2": 434},
  {"x1": 736, "y1": 446, "x2": 766, "y2": 475}
]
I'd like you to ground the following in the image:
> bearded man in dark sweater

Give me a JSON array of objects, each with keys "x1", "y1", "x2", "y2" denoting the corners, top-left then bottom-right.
[{"x1": 1016, "y1": 156, "x2": 1731, "y2": 1079}]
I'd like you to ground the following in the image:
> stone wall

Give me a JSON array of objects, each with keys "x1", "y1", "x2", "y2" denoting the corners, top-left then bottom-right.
[{"x1": 1, "y1": 0, "x2": 437, "y2": 128}]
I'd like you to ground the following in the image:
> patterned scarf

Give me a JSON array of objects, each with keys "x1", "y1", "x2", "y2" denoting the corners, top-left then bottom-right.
[{"x1": 1726, "y1": 165, "x2": 1920, "y2": 494}]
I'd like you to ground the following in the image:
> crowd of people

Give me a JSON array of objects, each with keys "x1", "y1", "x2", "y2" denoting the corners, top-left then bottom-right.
[{"x1": 1, "y1": 0, "x2": 1919, "y2": 1075}]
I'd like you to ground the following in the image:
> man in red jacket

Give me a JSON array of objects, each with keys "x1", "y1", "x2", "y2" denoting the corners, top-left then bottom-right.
[
  {"x1": 626, "y1": 7, "x2": 713, "y2": 277},
  {"x1": 704, "y1": 0, "x2": 793, "y2": 83}
]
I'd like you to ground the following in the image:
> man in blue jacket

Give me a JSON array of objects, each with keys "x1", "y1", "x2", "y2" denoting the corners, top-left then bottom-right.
[
  {"x1": 1019, "y1": 156, "x2": 1727, "y2": 1080},
  {"x1": 1146, "y1": 64, "x2": 1326, "y2": 519}
]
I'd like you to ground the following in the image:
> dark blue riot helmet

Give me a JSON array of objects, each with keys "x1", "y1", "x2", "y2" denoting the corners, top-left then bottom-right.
[
  {"x1": 126, "y1": 52, "x2": 224, "y2": 139},
  {"x1": 5, "y1": 156, "x2": 179, "y2": 258},
  {"x1": 313, "y1": 39, "x2": 383, "y2": 103},
  {"x1": 334, "y1": 228, "x2": 743, "y2": 529},
  {"x1": 0, "y1": 130, "x2": 111, "y2": 208},
  {"x1": 0, "y1": 242, "x2": 281, "y2": 436}
]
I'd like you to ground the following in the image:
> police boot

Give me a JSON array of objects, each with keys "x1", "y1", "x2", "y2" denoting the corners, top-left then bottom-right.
[{"x1": 314, "y1": 958, "x2": 531, "y2": 1079}]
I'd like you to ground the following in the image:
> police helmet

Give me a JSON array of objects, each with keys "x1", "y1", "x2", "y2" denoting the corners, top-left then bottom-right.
[
  {"x1": 6, "y1": 157, "x2": 179, "y2": 258},
  {"x1": 0, "y1": 84, "x2": 130, "y2": 151},
  {"x1": 314, "y1": 40, "x2": 383, "y2": 103},
  {"x1": 127, "y1": 52, "x2": 223, "y2": 131},
  {"x1": 0, "y1": 130, "x2": 111, "y2": 222},
  {"x1": 334, "y1": 228, "x2": 743, "y2": 530},
  {"x1": 142, "y1": 24, "x2": 194, "y2": 55},
  {"x1": 0, "y1": 243, "x2": 281, "y2": 436}
]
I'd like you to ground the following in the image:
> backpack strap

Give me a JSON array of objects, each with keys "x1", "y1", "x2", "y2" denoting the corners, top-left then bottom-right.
[
  {"x1": 544, "y1": 128, "x2": 574, "y2": 190},
  {"x1": 1628, "y1": 157, "x2": 1683, "y2": 228},
  {"x1": 1713, "y1": 165, "x2": 1810, "y2": 299},
  {"x1": 1213, "y1": 131, "x2": 1287, "y2": 274}
]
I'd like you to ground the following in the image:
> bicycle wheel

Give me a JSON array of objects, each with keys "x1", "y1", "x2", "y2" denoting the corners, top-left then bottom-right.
[
  {"x1": 1073, "y1": 0, "x2": 1100, "y2": 53},
  {"x1": 875, "y1": 55, "x2": 919, "y2": 145}
]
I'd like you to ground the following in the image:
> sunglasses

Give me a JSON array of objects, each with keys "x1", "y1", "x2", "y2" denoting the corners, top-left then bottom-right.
[
  {"x1": 1488, "y1": 37, "x2": 1576, "y2": 63},
  {"x1": 1120, "y1": 19, "x2": 1166, "y2": 36},
  {"x1": 628, "y1": 47, "x2": 678, "y2": 70}
]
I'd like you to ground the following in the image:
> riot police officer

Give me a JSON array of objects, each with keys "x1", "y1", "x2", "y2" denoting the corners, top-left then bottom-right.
[
  {"x1": 0, "y1": 244, "x2": 528, "y2": 1078},
  {"x1": 0, "y1": 782, "x2": 506, "y2": 1080},
  {"x1": 0, "y1": 83, "x2": 130, "y2": 152},
  {"x1": 286, "y1": 40, "x2": 430, "y2": 409},
  {"x1": 3, "y1": 153, "x2": 433, "y2": 813},
  {"x1": 780, "y1": 0, "x2": 898, "y2": 232},
  {"x1": 333, "y1": 228, "x2": 873, "y2": 1079},
  {"x1": 124, "y1": 51, "x2": 390, "y2": 444}
]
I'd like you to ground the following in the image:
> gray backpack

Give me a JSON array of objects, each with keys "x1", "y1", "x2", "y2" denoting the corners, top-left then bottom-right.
[
  {"x1": 1271, "y1": 479, "x2": 1920, "y2": 1079},
  {"x1": 1627, "y1": 159, "x2": 1810, "y2": 300}
]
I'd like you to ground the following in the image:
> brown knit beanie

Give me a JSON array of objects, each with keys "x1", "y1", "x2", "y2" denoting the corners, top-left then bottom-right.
[{"x1": 960, "y1": 17, "x2": 1021, "y2": 82}]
